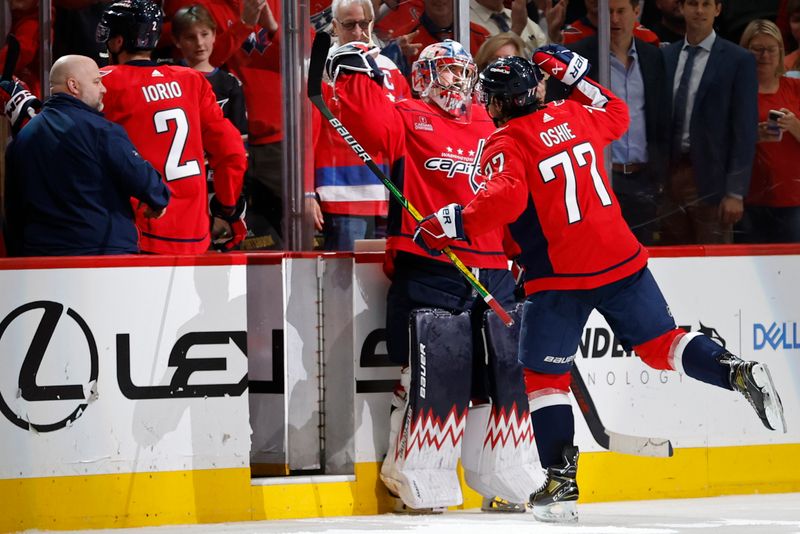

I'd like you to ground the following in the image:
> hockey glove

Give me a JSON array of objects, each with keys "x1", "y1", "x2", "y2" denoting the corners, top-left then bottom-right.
[
  {"x1": 210, "y1": 194, "x2": 247, "y2": 252},
  {"x1": 324, "y1": 42, "x2": 385, "y2": 87},
  {"x1": 1, "y1": 79, "x2": 41, "y2": 136},
  {"x1": 413, "y1": 203, "x2": 466, "y2": 257},
  {"x1": 532, "y1": 44, "x2": 589, "y2": 88}
]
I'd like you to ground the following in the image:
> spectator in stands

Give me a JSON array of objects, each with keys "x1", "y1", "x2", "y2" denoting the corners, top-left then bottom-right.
[
  {"x1": 659, "y1": 0, "x2": 758, "y2": 245},
  {"x1": 562, "y1": 0, "x2": 660, "y2": 46},
  {"x1": 374, "y1": 0, "x2": 491, "y2": 74},
  {"x1": 4, "y1": 55, "x2": 169, "y2": 256},
  {"x1": 172, "y1": 4, "x2": 249, "y2": 250},
  {"x1": 784, "y1": 0, "x2": 800, "y2": 77},
  {"x1": 468, "y1": 0, "x2": 557, "y2": 56},
  {"x1": 0, "y1": 0, "x2": 42, "y2": 97},
  {"x1": 474, "y1": 31, "x2": 527, "y2": 71},
  {"x1": 172, "y1": 5, "x2": 248, "y2": 136},
  {"x1": 310, "y1": 0, "x2": 411, "y2": 250},
  {"x1": 651, "y1": 0, "x2": 685, "y2": 44},
  {"x1": 552, "y1": 0, "x2": 669, "y2": 245},
  {"x1": 737, "y1": 19, "x2": 800, "y2": 243}
]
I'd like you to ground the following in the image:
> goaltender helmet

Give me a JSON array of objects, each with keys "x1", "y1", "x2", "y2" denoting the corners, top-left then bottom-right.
[
  {"x1": 96, "y1": 0, "x2": 163, "y2": 52},
  {"x1": 478, "y1": 56, "x2": 543, "y2": 122},
  {"x1": 411, "y1": 40, "x2": 477, "y2": 122}
]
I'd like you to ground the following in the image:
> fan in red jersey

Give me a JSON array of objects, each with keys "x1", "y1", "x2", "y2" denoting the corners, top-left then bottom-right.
[
  {"x1": 327, "y1": 38, "x2": 545, "y2": 513},
  {"x1": 415, "y1": 50, "x2": 786, "y2": 523},
  {"x1": 96, "y1": 0, "x2": 247, "y2": 254}
]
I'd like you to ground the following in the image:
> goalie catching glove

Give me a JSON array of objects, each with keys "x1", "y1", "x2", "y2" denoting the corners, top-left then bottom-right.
[
  {"x1": 324, "y1": 42, "x2": 384, "y2": 87},
  {"x1": 210, "y1": 194, "x2": 247, "y2": 251},
  {"x1": 532, "y1": 44, "x2": 589, "y2": 88},
  {"x1": 1, "y1": 78, "x2": 42, "y2": 136},
  {"x1": 413, "y1": 203, "x2": 467, "y2": 256}
]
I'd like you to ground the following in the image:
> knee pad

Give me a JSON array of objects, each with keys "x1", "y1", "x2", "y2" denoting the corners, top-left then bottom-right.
[
  {"x1": 633, "y1": 328, "x2": 686, "y2": 371},
  {"x1": 381, "y1": 308, "x2": 472, "y2": 509},
  {"x1": 462, "y1": 305, "x2": 546, "y2": 503}
]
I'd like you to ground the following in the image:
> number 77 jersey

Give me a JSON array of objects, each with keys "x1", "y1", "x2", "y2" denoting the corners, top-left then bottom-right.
[
  {"x1": 464, "y1": 89, "x2": 648, "y2": 296},
  {"x1": 100, "y1": 62, "x2": 247, "y2": 254}
]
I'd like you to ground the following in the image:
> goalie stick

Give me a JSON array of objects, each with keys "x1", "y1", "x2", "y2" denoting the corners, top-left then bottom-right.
[
  {"x1": 570, "y1": 366, "x2": 673, "y2": 457},
  {"x1": 2, "y1": 34, "x2": 21, "y2": 82},
  {"x1": 307, "y1": 31, "x2": 514, "y2": 327}
]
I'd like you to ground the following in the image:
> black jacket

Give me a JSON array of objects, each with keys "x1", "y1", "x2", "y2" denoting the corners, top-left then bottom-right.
[
  {"x1": 547, "y1": 36, "x2": 670, "y2": 185},
  {"x1": 4, "y1": 93, "x2": 169, "y2": 256}
]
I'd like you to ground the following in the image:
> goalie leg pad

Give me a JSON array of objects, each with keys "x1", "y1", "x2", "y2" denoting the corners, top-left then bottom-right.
[
  {"x1": 462, "y1": 304, "x2": 547, "y2": 504},
  {"x1": 387, "y1": 309, "x2": 473, "y2": 510}
]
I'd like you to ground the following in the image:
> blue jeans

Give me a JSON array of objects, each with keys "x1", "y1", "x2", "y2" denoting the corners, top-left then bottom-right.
[{"x1": 322, "y1": 214, "x2": 374, "y2": 251}]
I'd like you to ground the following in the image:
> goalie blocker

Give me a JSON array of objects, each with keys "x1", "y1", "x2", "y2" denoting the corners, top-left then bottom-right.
[{"x1": 381, "y1": 307, "x2": 545, "y2": 510}]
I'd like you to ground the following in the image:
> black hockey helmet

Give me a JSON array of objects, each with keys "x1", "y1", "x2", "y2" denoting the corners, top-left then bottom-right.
[
  {"x1": 478, "y1": 56, "x2": 543, "y2": 119},
  {"x1": 96, "y1": 0, "x2": 163, "y2": 52}
]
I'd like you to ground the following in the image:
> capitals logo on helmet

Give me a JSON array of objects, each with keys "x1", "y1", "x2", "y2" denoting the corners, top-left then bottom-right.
[
  {"x1": 478, "y1": 56, "x2": 543, "y2": 121},
  {"x1": 96, "y1": 0, "x2": 163, "y2": 52},
  {"x1": 411, "y1": 40, "x2": 477, "y2": 121}
]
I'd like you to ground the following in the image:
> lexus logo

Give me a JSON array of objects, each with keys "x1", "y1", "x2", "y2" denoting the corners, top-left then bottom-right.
[{"x1": 0, "y1": 301, "x2": 99, "y2": 432}]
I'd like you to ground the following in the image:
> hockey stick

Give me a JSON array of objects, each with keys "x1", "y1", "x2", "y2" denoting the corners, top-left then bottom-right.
[
  {"x1": 570, "y1": 366, "x2": 673, "y2": 457},
  {"x1": 307, "y1": 31, "x2": 514, "y2": 327},
  {"x1": 2, "y1": 34, "x2": 21, "y2": 82}
]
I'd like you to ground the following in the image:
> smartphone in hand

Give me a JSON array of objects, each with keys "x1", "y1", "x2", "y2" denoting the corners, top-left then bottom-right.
[{"x1": 767, "y1": 109, "x2": 785, "y2": 137}]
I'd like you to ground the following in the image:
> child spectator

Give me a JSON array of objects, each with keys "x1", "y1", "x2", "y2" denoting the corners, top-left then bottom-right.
[{"x1": 172, "y1": 4, "x2": 248, "y2": 137}]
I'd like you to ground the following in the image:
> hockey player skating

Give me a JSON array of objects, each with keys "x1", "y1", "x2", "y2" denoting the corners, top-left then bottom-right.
[
  {"x1": 414, "y1": 50, "x2": 786, "y2": 522},
  {"x1": 324, "y1": 38, "x2": 546, "y2": 512},
  {"x1": 96, "y1": 0, "x2": 247, "y2": 254}
]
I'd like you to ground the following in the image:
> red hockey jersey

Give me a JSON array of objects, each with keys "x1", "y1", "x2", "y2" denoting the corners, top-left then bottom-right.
[
  {"x1": 100, "y1": 62, "x2": 246, "y2": 254},
  {"x1": 313, "y1": 53, "x2": 410, "y2": 216},
  {"x1": 334, "y1": 73, "x2": 507, "y2": 270},
  {"x1": 463, "y1": 81, "x2": 648, "y2": 294}
]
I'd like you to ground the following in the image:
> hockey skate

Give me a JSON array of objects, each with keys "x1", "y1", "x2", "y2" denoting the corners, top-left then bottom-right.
[
  {"x1": 719, "y1": 354, "x2": 787, "y2": 433},
  {"x1": 481, "y1": 496, "x2": 527, "y2": 513},
  {"x1": 529, "y1": 445, "x2": 579, "y2": 523}
]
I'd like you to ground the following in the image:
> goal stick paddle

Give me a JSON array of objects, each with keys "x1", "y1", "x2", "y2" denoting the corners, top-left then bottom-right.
[
  {"x1": 307, "y1": 31, "x2": 514, "y2": 326},
  {"x1": 570, "y1": 366, "x2": 674, "y2": 457},
  {"x1": 2, "y1": 34, "x2": 21, "y2": 82}
]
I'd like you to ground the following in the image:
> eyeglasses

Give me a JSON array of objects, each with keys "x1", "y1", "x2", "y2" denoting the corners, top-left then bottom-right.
[
  {"x1": 337, "y1": 18, "x2": 372, "y2": 31},
  {"x1": 749, "y1": 46, "x2": 781, "y2": 56}
]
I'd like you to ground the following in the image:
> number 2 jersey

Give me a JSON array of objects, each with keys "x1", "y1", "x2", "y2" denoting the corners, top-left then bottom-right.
[
  {"x1": 100, "y1": 61, "x2": 247, "y2": 254},
  {"x1": 334, "y1": 73, "x2": 507, "y2": 271},
  {"x1": 463, "y1": 78, "x2": 648, "y2": 294}
]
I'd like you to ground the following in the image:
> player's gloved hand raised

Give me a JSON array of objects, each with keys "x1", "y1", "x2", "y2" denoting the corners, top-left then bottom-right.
[
  {"x1": 532, "y1": 44, "x2": 589, "y2": 87},
  {"x1": 413, "y1": 203, "x2": 467, "y2": 257},
  {"x1": 210, "y1": 194, "x2": 247, "y2": 251},
  {"x1": 324, "y1": 42, "x2": 385, "y2": 87},
  {"x1": 0, "y1": 78, "x2": 42, "y2": 136}
]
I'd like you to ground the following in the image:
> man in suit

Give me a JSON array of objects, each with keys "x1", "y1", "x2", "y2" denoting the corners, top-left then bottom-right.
[
  {"x1": 550, "y1": 0, "x2": 669, "y2": 245},
  {"x1": 660, "y1": 0, "x2": 758, "y2": 244}
]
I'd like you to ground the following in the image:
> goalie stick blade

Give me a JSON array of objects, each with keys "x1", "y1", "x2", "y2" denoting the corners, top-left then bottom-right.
[
  {"x1": 2, "y1": 34, "x2": 21, "y2": 82},
  {"x1": 570, "y1": 367, "x2": 673, "y2": 457},
  {"x1": 307, "y1": 31, "x2": 331, "y2": 100},
  {"x1": 606, "y1": 431, "x2": 673, "y2": 458}
]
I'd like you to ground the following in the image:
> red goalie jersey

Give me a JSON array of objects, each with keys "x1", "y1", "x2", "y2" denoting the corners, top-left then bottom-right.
[{"x1": 100, "y1": 61, "x2": 247, "y2": 254}]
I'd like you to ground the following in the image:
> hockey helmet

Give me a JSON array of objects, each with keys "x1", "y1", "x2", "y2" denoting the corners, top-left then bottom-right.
[
  {"x1": 96, "y1": 0, "x2": 163, "y2": 52},
  {"x1": 478, "y1": 56, "x2": 543, "y2": 119},
  {"x1": 411, "y1": 40, "x2": 477, "y2": 121}
]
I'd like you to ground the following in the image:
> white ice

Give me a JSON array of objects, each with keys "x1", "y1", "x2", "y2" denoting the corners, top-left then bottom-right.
[{"x1": 37, "y1": 493, "x2": 800, "y2": 534}]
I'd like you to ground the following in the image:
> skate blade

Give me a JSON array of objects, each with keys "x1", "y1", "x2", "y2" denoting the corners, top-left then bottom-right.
[
  {"x1": 752, "y1": 364, "x2": 787, "y2": 433},
  {"x1": 481, "y1": 496, "x2": 527, "y2": 513},
  {"x1": 393, "y1": 498, "x2": 445, "y2": 515},
  {"x1": 532, "y1": 500, "x2": 578, "y2": 523}
]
